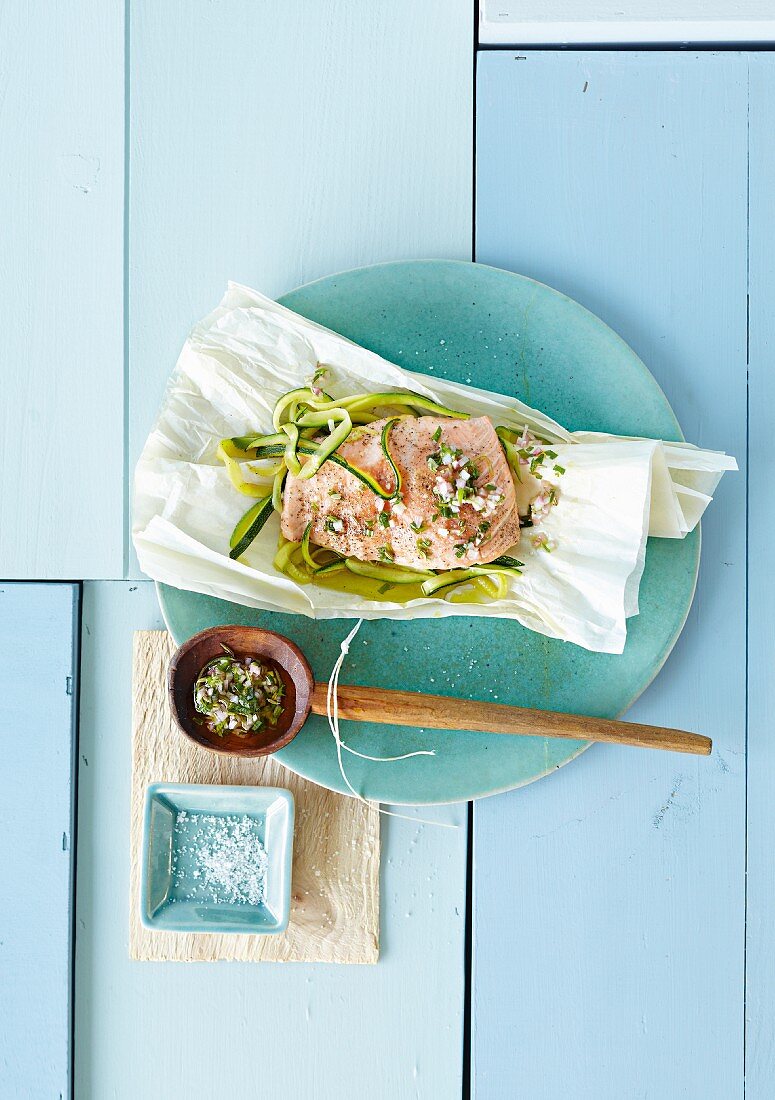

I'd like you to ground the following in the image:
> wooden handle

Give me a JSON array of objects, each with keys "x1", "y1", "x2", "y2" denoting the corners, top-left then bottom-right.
[{"x1": 310, "y1": 683, "x2": 711, "y2": 756}]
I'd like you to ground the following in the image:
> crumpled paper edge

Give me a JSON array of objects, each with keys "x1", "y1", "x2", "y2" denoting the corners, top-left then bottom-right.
[{"x1": 133, "y1": 282, "x2": 736, "y2": 654}]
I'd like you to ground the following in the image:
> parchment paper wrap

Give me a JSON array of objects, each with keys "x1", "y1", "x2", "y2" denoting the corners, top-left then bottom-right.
[{"x1": 133, "y1": 283, "x2": 736, "y2": 653}]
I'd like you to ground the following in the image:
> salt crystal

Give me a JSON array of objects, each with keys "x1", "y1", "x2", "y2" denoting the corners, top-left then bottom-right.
[{"x1": 170, "y1": 811, "x2": 269, "y2": 907}]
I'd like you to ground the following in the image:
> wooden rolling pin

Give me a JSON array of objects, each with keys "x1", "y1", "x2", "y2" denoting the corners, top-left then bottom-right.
[{"x1": 310, "y1": 683, "x2": 711, "y2": 756}]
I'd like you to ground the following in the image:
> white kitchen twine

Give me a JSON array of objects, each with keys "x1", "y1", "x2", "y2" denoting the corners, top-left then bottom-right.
[{"x1": 326, "y1": 619, "x2": 459, "y2": 830}]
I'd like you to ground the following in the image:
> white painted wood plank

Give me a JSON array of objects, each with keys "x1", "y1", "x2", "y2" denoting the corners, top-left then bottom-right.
[
  {"x1": 0, "y1": 3, "x2": 124, "y2": 579},
  {"x1": 474, "y1": 52, "x2": 747, "y2": 1099},
  {"x1": 0, "y1": 584, "x2": 78, "y2": 1098},
  {"x1": 128, "y1": 0, "x2": 473, "y2": 577},
  {"x1": 744, "y1": 52, "x2": 775, "y2": 1100},
  {"x1": 479, "y1": 0, "x2": 775, "y2": 43},
  {"x1": 74, "y1": 582, "x2": 467, "y2": 1099},
  {"x1": 483, "y1": 0, "x2": 774, "y2": 15}
]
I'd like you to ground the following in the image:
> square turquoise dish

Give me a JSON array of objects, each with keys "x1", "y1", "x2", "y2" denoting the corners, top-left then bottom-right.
[{"x1": 141, "y1": 783, "x2": 294, "y2": 934}]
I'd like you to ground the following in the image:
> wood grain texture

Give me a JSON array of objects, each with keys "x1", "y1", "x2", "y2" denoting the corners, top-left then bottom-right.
[
  {"x1": 309, "y1": 683, "x2": 712, "y2": 754},
  {"x1": 474, "y1": 52, "x2": 747, "y2": 1099},
  {"x1": 128, "y1": 0, "x2": 473, "y2": 577},
  {"x1": 744, "y1": 53, "x2": 775, "y2": 1100},
  {"x1": 76, "y1": 582, "x2": 467, "y2": 1099},
  {"x1": 0, "y1": 584, "x2": 78, "y2": 1099},
  {"x1": 130, "y1": 631, "x2": 379, "y2": 963},
  {"x1": 0, "y1": 2, "x2": 124, "y2": 578}
]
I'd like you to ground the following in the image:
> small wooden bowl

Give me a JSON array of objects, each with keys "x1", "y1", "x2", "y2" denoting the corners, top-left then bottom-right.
[{"x1": 168, "y1": 626, "x2": 314, "y2": 757}]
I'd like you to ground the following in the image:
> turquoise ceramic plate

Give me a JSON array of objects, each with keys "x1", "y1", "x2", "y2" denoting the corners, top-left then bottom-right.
[{"x1": 158, "y1": 260, "x2": 698, "y2": 804}]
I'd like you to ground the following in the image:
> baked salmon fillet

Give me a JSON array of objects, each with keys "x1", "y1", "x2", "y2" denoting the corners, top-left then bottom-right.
[{"x1": 281, "y1": 415, "x2": 521, "y2": 571}]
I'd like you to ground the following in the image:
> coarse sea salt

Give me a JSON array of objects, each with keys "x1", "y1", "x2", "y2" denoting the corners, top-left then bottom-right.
[{"x1": 171, "y1": 810, "x2": 269, "y2": 906}]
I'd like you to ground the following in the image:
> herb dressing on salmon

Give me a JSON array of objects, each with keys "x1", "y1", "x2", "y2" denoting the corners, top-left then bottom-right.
[
  {"x1": 217, "y1": 381, "x2": 563, "y2": 602},
  {"x1": 281, "y1": 416, "x2": 521, "y2": 571}
]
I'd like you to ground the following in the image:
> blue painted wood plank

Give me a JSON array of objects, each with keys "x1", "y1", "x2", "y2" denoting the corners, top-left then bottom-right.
[
  {"x1": 74, "y1": 582, "x2": 467, "y2": 1098},
  {"x1": 128, "y1": 0, "x2": 473, "y2": 577},
  {"x1": 0, "y1": 584, "x2": 78, "y2": 1098},
  {"x1": 474, "y1": 52, "x2": 747, "y2": 1099},
  {"x1": 744, "y1": 53, "x2": 775, "y2": 1099},
  {"x1": 0, "y1": 4, "x2": 125, "y2": 579}
]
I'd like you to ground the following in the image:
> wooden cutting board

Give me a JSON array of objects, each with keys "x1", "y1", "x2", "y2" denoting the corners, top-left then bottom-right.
[{"x1": 129, "y1": 631, "x2": 379, "y2": 963}]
